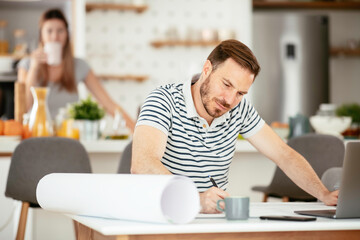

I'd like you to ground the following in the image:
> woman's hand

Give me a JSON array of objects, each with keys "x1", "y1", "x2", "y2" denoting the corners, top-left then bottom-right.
[{"x1": 29, "y1": 47, "x2": 47, "y2": 69}]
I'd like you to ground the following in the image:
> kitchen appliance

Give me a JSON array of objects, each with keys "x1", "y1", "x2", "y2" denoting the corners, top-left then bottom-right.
[
  {"x1": 250, "y1": 13, "x2": 329, "y2": 124},
  {"x1": 0, "y1": 78, "x2": 15, "y2": 119},
  {"x1": 0, "y1": 56, "x2": 16, "y2": 119}
]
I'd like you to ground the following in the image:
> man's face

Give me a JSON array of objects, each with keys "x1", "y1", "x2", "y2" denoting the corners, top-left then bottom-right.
[{"x1": 200, "y1": 58, "x2": 254, "y2": 119}]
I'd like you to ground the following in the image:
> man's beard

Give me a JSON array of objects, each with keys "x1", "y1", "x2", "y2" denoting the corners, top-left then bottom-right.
[{"x1": 200, "y1": 74, "x2": 230, "y2": 118}]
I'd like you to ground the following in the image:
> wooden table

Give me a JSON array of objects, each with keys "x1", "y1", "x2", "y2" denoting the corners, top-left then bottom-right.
[{"x1": 68, "y1": 203, "x2": 360, "y2": 240}]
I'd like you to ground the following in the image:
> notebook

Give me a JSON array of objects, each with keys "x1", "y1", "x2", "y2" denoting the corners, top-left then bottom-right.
[{"x1": 295, "y1": 141, "x2": 360, "y2": 219}]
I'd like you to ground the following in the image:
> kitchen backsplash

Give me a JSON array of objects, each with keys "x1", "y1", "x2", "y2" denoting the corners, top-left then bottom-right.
[{"x1": 84, "y1": 0, "x2": 252, "y2": 119}]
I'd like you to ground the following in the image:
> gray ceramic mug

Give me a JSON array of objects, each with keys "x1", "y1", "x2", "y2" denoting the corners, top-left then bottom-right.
[{"x1": 216, "y1": 196, "x2": 249, "y2": 220}]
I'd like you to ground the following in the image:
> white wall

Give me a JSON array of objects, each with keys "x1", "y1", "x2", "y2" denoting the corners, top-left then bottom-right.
[
  {"x1": 84, "y1": 0, "x2": 252, "y2": 120},
  {"x1": 0, "y1": 159, "x2": 16, "y2": 240}
]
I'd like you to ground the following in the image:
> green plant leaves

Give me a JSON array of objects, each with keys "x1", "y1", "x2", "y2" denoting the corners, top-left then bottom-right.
[
  {"x1": 69, "y1": 96, "x2": 105, "y2": 120},
  {"x1": 336, "y1": 103, "x2": 360, "y2": 124}
]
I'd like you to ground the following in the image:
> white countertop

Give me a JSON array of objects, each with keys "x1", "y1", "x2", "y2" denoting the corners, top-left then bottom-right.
[
  {"x1": 0, "y1": 139, "x2": 257, "y2": 154},
  {"x1": 68, "y1": 202, "x2": 360, "y2": 236}
]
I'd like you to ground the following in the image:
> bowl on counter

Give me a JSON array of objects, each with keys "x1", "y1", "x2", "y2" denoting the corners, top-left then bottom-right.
[
  {"x1": 0, "y1": 55, "x2": 15, "y2": 74},
  {"x1": 310, "y1": 116, "x2": 352, "y2": 138}
]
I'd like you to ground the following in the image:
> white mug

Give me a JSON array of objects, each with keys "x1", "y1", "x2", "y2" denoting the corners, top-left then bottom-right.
[{"x1": 44, "y1": 42, "x2": 62, "y2": 66}]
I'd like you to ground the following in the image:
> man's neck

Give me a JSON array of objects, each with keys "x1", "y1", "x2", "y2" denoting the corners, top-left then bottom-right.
[{"x1": 191, "y1": 79, "x2": 214, "y2": 125}]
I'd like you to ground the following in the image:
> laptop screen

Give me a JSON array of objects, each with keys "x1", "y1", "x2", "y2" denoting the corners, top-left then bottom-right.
[{"x1": 336, "y1": 141, "x2": 360, "y2": 218}]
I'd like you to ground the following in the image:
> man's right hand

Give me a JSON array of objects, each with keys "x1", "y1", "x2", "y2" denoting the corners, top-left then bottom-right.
[{"x1": 199, "y1": 187, "x2": 230, "y2": 213}]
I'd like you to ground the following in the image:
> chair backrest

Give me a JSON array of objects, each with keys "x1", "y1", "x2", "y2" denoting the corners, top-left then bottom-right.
[
  {"x1": 117, "y1": 141, "x2": 132, "y2": 174},
  {"x1": 5, "y1": 137, "x2": 92, "y2": 205},
  {"x1": 321, "y1": 167, "x2": 343, "y2": 192},
  {"x1": 266, "y1": 133, "x2": 345, "y2": 200}
]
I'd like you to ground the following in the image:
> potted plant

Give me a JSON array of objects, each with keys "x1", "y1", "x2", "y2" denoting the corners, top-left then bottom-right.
[
  {"x1": 336, "y1": 103, "x2": 360, "y2": 139},
  {"x1": 69, "y1": 96, "x2": 105, "y2": 141}
]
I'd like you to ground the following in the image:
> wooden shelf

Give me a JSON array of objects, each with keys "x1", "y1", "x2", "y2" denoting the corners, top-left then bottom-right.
[
  {"x1": 330, "y1": 47, "x2": 360, "y2": 57},
  {"x1": 151, "y1": 40, "x2": 221, "y2": 48},
  {"x1": 86, "y1": 3, "x2": 148, "y2": 13},
  {"x1": 97, "y1": 74, "x2": 149, "y2": 82},
  {"x1": 253, "y1": 1, "x2": 360, "y2": 10}
]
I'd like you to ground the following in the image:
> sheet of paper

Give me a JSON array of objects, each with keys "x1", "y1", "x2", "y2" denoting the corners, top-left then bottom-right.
[
  {"x1": 36, "y1": 173, "x2": 200, "y2": 224},
  {"x1": 196, "y1": 213, "x2": 225, "y2": 219}
]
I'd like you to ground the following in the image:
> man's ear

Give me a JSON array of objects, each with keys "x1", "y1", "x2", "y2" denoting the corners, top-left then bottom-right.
[{"x1": 202, "y1": 60, "x2": 213, "y2": 78}]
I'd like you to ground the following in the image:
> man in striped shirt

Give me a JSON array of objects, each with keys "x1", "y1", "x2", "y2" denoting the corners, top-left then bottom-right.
[{"x1": 132, "y1": 40, "x2": 339, "y2": 213}]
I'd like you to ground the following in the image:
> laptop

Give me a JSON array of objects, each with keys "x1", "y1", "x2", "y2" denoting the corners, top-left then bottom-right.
[{"x1": 295, "y1": 141, "x2": 360, "y2": 219}]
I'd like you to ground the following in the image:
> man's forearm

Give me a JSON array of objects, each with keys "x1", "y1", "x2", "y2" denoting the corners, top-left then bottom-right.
[
  {"x1": 280, "y1": 150, "x2": 329, "y2": 201},
  {"x1": 131, "y1": 157, "x2": 172, "y2": 175},
  {"x1": 131, "y1": 125, "x2": 172, "y2": 175},
  {"x1": 131, "y1": 142, "x2": 171, "y2": 174}
]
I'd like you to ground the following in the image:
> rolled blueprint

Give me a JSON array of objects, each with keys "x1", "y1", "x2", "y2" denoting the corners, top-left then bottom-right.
[{"x1": 36, "y1": 173, "x2": 200, "y2": 224}]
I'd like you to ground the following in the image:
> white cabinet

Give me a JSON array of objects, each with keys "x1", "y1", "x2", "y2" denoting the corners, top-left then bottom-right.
[{"x1": 0, "y1": 158, "x2": 16, "y2": 240}]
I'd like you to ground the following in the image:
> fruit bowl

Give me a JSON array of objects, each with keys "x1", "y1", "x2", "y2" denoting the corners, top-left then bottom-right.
[{"x1": 310, "y1": 116, "x2": 352, "y2": 137}]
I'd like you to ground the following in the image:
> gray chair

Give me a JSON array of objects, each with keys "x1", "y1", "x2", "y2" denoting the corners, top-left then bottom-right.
[
  {"x1": 117, "y1": 141, "x2": 132, "y2": 173},
  {"x1": 5, "y1": 137, "x2": 92, "y2": 240},
  {"x1": 252, "y1": 133, "x2": 345, "y2": 202},
  {"x1": 321, "y1": 167, "x2": 343, "y2": 192}
]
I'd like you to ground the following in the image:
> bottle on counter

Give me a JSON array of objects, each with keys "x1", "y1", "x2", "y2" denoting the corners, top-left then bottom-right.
[
  {"x1": 99, "y1": 109, "x2": 130, "y2": 140},
  {"x1": 13, "y1": 29, "x2": 27, "y2": 58},
  {"x1": 0, "y1": 20, "x2": 9, "y2": 54},
  {"x1": 22, "y1": 113, "x2": 32, "y2": 139},
  {"x1": 109, "y1": 109, "x2": 130, "y2": 140},
  {"x1": 29, "y1": 87, "x2": 54, "y2": 137},
  {"x1": 55, "y1": 107, "x2": 79, "y2": 140}
]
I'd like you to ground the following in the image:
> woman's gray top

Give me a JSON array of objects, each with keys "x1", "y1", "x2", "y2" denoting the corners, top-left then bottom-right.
[{"x1": 18, "y1": 57, "x2": 91, "y2": 119}]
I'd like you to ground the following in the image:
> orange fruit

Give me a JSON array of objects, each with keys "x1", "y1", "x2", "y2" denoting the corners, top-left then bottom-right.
[
  {"x1": 22, "y1": 124, "x2": 32, "y2": 139},
  {"x1": 0, "y1": 120, "x2": 4, "y2": 135},
  {"x1": 4, "y1": 120, "x2": 23, "y2": 136}
]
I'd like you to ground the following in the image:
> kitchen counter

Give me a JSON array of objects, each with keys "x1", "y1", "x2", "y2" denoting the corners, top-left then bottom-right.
[{"x1": 0, "y1": 139, "x2": 258, "y2": 155}]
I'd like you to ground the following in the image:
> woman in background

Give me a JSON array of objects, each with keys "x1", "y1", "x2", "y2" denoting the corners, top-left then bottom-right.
[{"x1": 17, "y1": 9, "x2": 135, "y2": 131}]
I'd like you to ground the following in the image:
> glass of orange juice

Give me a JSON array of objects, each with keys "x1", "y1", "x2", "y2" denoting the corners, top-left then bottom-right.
[{"x1": 56, "y1": 119, "x2": 79, "y2": 140}]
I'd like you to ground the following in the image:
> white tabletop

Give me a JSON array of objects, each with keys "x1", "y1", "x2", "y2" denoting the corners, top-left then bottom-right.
[{"x1": 68, "y1": 202, "x2": 360, "y2": 236}]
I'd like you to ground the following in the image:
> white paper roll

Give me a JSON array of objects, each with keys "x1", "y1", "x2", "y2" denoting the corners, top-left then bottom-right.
[{"x1": 36, "y1": 173, "x2": 200, "y2": 224}]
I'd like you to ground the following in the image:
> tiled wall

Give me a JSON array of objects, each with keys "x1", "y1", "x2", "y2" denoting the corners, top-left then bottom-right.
[{"x1": 84, "y1": 0, "x2": 251, "y2": 119}]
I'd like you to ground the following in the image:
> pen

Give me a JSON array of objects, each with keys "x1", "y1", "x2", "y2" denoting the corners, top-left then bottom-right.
[{"x1": 209, "y1": 175, "x2": 218, "y2": 188}]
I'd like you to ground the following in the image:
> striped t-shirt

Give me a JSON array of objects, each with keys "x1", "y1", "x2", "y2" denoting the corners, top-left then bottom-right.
[{"x1": 136, "y1": 79, "x2": 265, "y2": 192}]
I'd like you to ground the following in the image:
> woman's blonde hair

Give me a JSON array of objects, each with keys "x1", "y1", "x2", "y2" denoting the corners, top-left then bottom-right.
[{"x1": 39, "y1": 9, "x2": 76, "y2": 92}]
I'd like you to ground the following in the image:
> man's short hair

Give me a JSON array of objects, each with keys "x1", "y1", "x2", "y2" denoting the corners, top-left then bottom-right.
[{"x1": 207, "y1": 39, "x2": 260, "y2": 78}]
